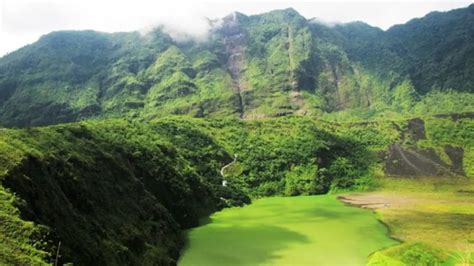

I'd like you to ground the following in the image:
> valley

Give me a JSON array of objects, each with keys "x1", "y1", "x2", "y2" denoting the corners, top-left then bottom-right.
[
  {"x1": 0, "y1": 3, "x2": 473, "y2": 266},
  {"x1": 0, "y1": 114, "x2": 472, "y2": 265}
]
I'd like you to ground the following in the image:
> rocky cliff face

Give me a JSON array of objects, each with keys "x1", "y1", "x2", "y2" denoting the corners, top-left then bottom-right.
[
  {"x1": 344, "y1": 113, "x2": 474, "y2": 178},
  {"x1": 221, "y1": 13, "x2": 246, "y2": 117}
]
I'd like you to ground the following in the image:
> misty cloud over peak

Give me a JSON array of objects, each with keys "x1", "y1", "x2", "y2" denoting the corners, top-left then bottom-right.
[{"x1": 1, "y1": 1, "x2": 470, "y2": 56}]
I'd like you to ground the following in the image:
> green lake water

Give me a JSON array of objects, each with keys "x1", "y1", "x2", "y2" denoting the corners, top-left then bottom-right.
[{"x1": 179, "y1": 195, "x2": 398, "y2": 266}]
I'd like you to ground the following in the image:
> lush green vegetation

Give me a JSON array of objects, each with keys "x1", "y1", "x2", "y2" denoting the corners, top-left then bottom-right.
[
  {"x1": 0, "y1": 5, "x2": 473, "y2": 265},
  {"x1": 0, "y1": 112, "x2": 472, "y2": 264},
  {"x1": 0, "y1": 115, "x2": 373, "y2": 264},
  {"x1": 158, "y1": 116, "x2": 378, "y2": 196},
  {"x1": 1, "y1": 6, "x2": 473, "y2": 126},
  {"x1": 179, "y1": 195, "x2": 398, "y2": 266},
  {"x1": 0, "y1": 119, "x2": 250, "y2": 264},
  {"x1": 0, "y1": 186, "x2": 49, "y2": 265},
  {"x1": 367, "y1": 243, "x2": 451, "y2": 266}
]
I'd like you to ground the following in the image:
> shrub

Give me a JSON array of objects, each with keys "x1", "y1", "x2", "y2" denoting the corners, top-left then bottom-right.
[{"x1": 284, "y1": 164, "x2": 319, "y2": 196}]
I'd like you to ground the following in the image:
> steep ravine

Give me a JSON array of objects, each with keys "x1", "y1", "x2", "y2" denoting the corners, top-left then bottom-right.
[{"x1": 222, "y1": 13, "x2": 246, "y2": 118}]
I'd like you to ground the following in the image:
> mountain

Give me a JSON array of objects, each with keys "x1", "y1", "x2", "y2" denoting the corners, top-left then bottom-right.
[
  {"x1": 1, "y1": 6, "x2": 474, "y2": 264},
  {"x1": 1, "y1": 6, "x2": 473, "y2": 127}
]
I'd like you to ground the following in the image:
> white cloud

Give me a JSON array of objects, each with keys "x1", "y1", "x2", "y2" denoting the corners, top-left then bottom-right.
[
  {"x1": 140, "y1": 14, "x2": 213, "y2": 43},
  {"x1": 0, "y1": 0, "x2": 471, "y2": 56},
  {"x1": 309, "y1": 18, "x2": 343, "y2": 28}
]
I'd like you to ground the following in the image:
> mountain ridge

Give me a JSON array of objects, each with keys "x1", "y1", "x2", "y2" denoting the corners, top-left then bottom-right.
[{"x1": 0, "y1": 5, "x2": 473, "y2": 127}]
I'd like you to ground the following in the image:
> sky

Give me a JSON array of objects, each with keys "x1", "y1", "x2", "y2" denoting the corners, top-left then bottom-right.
[{"x1": 0, "y1": 0, "x2": 471, "y2": 56}]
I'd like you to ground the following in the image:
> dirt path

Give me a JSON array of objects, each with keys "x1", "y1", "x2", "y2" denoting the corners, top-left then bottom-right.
[
  {"x1": 338, "y1": 191, "x2": 474, "y2": 252},
  {"x1": 220, "y1": 154, "x2": 237, "y2": 178},
  {"x1": 338, "y1": 193, "x2": 414, "y2": 210}
]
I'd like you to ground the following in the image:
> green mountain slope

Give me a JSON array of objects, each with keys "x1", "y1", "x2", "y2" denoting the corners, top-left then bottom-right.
[
  {"x1": 1, "y1": 6, "x2": 473, "y2": 127},
  {"x1": 386, "y1": 5, "x2": 474, "y2": 93}
]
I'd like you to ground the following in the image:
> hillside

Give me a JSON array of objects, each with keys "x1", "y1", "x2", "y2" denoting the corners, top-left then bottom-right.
[
  {"x1": 1, "y1": 114, "x2": 472, "y2": 264},
  {"x1": 0, "y1": 6, "x2": 473, "y2": 127},
  {"x1": 0, "y1": 119, "x2": 252, "y2": 265}
]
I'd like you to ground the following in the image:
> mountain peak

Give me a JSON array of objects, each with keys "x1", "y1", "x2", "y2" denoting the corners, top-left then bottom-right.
[
  {"x1": 265, "y1": 7, "x2": 303, "y2": 18},
  {"x1": 280, "y1": 7, "x2": 300, "y2": 15},
  {"x1": 251, "y1": 7, "x2": 306, "y2": 26},
  {"x1": 222, "y1": 11, "x2": 248, "y2": 23}
]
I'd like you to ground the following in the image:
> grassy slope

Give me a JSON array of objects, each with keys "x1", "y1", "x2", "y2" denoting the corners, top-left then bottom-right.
[
  {"x1": 362, "y1": 177, "x2": 474, "y2": 265},
  {"x1": 333, "y1": 114, "x2": 474, "y2": 264}
]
